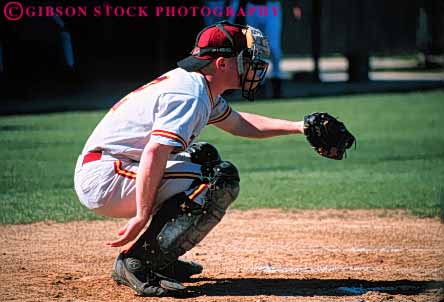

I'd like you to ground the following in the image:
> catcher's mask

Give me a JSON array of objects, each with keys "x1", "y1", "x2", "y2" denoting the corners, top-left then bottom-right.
[{"x1": 177, "y1": 21, "x2": 270, "y2": 101}]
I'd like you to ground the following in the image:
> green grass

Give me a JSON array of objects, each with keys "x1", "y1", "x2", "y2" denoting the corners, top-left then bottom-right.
[{"x1": 1, "y1": 90, "x2": 444, "y2": 224}]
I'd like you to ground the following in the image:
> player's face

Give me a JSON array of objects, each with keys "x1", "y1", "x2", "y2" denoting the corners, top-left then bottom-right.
[
  {"x1": 218, "y1": 57, "x2": 266, "y2": 91},
  {"x1": 221, "y1": 57, "x2": 261, "y2": 89},
  {"x1": 241, "y1": 57, "x2": 268, "y2": 90},
  {"x1": 222, "y1": 57, "x2": 243, "y2": 88}
]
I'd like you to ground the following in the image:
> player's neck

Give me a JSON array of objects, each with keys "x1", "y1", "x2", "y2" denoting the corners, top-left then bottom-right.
[{"x1": 201, "y1": 73, "x2": 227, "y2": 98}]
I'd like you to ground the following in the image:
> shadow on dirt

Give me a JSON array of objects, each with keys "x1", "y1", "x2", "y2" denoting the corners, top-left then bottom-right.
[{"x1": 187, "y1": 278, "x2": 444, "y2": 297}]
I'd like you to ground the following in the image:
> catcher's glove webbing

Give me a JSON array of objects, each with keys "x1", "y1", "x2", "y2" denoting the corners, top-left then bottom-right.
[{"x1": 303, "y1": 112, "x2": 356, "y2": 160}]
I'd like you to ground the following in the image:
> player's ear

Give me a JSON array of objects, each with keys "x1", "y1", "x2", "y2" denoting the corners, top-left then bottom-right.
[{"x1": 214, "y1": 57, "x2": 227, "y2": 70}]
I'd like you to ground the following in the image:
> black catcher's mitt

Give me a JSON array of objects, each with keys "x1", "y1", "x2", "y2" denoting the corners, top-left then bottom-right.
[{"x1": 303, "y1": 112, "x2": 356, "y2": 160}]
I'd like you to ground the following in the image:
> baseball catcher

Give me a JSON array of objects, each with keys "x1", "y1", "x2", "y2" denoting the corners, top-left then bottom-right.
[{"x1": 74, "y1": 21, "x2": 356, "y2": 297}]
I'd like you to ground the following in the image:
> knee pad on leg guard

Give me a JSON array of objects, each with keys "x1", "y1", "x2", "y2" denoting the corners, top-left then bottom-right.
[
  {"x1": 188, "y1": 142, "x2": 221, "y2": 166},
  {"x1": 174, "y1": 142, "x2": 222, "y2": 177}
]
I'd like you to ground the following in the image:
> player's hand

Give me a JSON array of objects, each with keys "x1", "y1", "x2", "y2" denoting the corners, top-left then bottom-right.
[{"x1": 106, "y1": 216, "x2": 148, "y2": 247}]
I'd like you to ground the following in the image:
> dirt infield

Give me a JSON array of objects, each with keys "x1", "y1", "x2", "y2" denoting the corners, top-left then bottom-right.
[{"x1": 1, "y1": 209, "x2": 443, "y2": 302}]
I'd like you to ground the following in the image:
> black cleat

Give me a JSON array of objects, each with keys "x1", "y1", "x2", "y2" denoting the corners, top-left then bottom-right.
[
  {"x1": 157, "y1": 259, "x2": 203, "y2": 282},
  {"x1": 111, "y1": 253, "x2": 185, "y2": 296}
]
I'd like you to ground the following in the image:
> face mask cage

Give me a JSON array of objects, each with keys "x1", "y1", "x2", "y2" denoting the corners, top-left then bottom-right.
[{"x1": 237, "y1": 49, "x2": 269, "y2": 101}]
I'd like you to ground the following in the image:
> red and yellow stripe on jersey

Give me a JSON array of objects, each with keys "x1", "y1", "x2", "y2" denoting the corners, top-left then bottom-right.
[
  {"x1": 151, "y1": 130, "x2": 188, "y2": 150},
  {"x1": 114, "y1": 160, "x2": 201, "y2": 181},
  {"x1": 207, "y1": 106, "x2": 232, "y2": 124},
  {"x1": 114, "y1": 160, "x2": 137, "y2": 179},
  {"x1": 163, "y1": 171, "x2": 201, "y2": 180}
]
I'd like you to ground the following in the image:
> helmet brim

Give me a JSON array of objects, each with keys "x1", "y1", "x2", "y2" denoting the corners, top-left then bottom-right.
[{"x1": 177, "y1": 56, "x2": 213, "y2": 72}]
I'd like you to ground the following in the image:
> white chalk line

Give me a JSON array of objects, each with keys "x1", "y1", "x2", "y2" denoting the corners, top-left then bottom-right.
[{"x1": 254, "y1": 264, "x2": 443, "y2": 275}]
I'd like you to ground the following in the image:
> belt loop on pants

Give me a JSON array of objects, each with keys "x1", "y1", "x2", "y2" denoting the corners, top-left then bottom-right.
[{"x1": 82, "y1": 151, "x2": 102, "y2": 165}]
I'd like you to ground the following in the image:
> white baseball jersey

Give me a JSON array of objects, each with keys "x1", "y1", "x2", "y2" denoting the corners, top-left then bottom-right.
[
  {"x1": 74, "y1": 68, "x2": 232, "y2": 214},
  {"x1": 81, "y1": 68, "x2": 233, "y2": 161}
]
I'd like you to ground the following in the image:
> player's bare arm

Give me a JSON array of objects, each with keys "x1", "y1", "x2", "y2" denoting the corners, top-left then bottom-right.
[
  {"x1": 107, "y1": 142, "x2": 174, "y2": 247},
  {"x1": 215, "y1": 110, "x2": 304, "y2": 138}
]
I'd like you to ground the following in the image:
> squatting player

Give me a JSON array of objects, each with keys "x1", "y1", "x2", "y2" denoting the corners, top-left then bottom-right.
[{"x1": 74, "y1": 22, "x2": 306, "y2": 296}]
